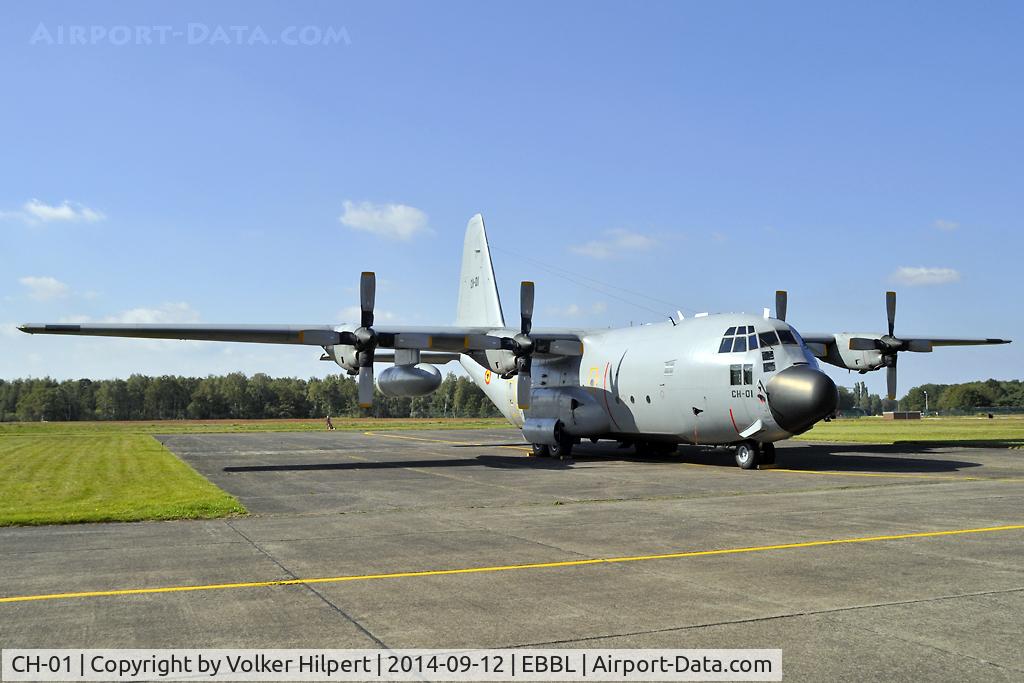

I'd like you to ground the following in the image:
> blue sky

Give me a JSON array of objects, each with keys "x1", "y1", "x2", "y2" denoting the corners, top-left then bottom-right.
[{"x1": 2, "y1": 1, "x2": 1021, "y2": 396}]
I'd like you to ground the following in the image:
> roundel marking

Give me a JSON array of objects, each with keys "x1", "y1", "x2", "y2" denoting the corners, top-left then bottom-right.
[{"x1": 484, "y1": 369, "x2": 492, "y2": 384}]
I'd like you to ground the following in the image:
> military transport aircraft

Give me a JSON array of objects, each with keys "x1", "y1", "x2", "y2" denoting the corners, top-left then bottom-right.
[{"x1": 19, "y1": 215, "x2": 1011, "y2": 469}]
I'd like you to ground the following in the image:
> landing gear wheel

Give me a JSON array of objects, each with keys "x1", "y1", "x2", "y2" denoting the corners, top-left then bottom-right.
[
  {"x1": 549, "y1": 422, "x2": 574, "y2": 460},
  {"x1": 735, "y1": 441, "x2": 761, "y2": 470},
  {"x1": 550, "y1": 437, "x2": 574, "y2": 460},
  {"x1": 530, "y1": 443, "x2": 550, "y2": 458},
  {"x1": 761, "y1": 442, "x2": 776, "y2": 465}
]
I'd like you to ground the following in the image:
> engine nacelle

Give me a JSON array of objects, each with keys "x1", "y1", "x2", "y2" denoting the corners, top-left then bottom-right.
[
  {"x1": 376, "y1": 363, "x2": 442, "y2": 397},
  {"x1": 331, "y1": 344, "x2": 360, "y2": 374},
  {"x1": 823, "y1": 333, "x2": 885, "y2": 372}
]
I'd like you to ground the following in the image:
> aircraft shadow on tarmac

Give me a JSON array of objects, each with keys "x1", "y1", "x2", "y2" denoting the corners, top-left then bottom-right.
[{"x1": 222, "y1": 442, "x2": 983, "y2": 474}]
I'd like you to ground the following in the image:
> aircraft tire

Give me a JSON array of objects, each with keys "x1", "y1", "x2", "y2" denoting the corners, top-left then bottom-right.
[
  {"x1": 550, "y1": 436, "x2": 574, "y2": 459},
  {"x1": 735, "y1": 441, "x2": 760, "y2": 470},
  {"x1": 530, "y1": 443, "x2": 551, "y2": 458},
  {"x1": 761, "y1": 442, "x2": 776, "y2": 465}
]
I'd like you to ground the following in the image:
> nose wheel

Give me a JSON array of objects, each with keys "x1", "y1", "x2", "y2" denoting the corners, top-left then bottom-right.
[{"x1": 735, "y1": 441, "x2": 761, "y2": 469}]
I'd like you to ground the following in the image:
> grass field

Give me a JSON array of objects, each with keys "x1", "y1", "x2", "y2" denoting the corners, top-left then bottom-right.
[
  {"x1": 797, "y1": 415, "x2": 1024, "y2": 448},
  {"x1": 0, "y1": 433, "x2": 245, "y2": 526},
  {"x1": 1, "y1": 415, "x2": 1020, "y2": 527},
  {"x1": 0, "y1": 417, "x2": 512, "y2": 437},
  {"x1": 0, "y1": 418, "x2": 510, "y2": 526}
]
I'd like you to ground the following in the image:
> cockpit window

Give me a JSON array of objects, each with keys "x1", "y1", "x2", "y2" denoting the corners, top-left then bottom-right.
[
  {"x1": 719, "y1": 326, "x2": 765, "y2": 353},
  {"x1": 777, "y1": 329, "x2": 797, "y2": 345}
]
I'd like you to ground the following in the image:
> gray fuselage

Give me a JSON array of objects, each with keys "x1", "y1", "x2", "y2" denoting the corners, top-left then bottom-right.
[{"x1": 462, "y1": 313, "x2": 832, "y2": 446}]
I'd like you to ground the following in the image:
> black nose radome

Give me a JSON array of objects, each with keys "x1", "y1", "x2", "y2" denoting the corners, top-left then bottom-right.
[{"x1": 766, "y1": 366, "x2": 838, "y2": 435}]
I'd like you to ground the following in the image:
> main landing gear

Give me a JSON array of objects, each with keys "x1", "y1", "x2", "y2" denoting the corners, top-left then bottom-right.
[
  {"x1": 529, "y1": 433, "x2": 575, "y2": 460},
  {"x1": 734, "y1": 440, "x2": 776, "y2": 469},
  {"x1": 530, "y1": 439, "x2": 574, "y2": 460}
]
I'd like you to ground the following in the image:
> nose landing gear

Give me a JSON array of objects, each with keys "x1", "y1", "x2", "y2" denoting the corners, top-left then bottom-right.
[{"x1": 734, "y1": 441, "x2": 776, "y2": 469}]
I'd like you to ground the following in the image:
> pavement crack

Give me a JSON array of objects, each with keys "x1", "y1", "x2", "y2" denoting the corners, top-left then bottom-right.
[
  {"x1": 511, "y1": 586, "x2": 1024, "y2": 649},
  {"x1": 823, "y1": 610, "x2": 1022, "y2": 675},
  {"x1": 496, "y1": 532, "x2": 590, "y2": 559},
  {"x1": 223, "y1": 519, "x2": 387, "y2": 648}
]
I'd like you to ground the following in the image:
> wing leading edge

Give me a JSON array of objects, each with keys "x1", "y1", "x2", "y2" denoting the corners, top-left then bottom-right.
[
  {"x1": 801, "y1": 333, "x2": 1011, "y2": 350},
  {"x1": 16, "y1": 323, "x2": 585, "y2": 352}
]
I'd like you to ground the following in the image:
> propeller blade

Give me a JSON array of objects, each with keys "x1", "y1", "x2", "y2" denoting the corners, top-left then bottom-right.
[
  {"x1": 520, "y1": 281, "x2": 534, "y2": 335},
  {"x1": 360, "y1": 272, "x2": 376, "y2": 328},
  {"x1": 775, "y1": 290, "x2": 787, "y2": 322},
  {"x1": 886, "y1": 290, "x2": 896, "y2": 337},
  {"x1": 848, "y1": 337, "x2": 879, "y2": 351},
  {"x1": 907, "y1": 340, "x2": 933, "y2": 353},
  {"x1": 516, "y1": 371, "x2": 532, "y2": 410},
  {"x1": 358, "y1": 365, "x2": 374, "y2": 408},
  {"x1": 886, "y1": 362, "x2": 897, "y2": 401}
]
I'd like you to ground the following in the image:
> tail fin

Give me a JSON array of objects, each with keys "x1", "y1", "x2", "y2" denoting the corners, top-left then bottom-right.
[{"x1": 456, "y1": 214, "x2": 505, "y2": 327}]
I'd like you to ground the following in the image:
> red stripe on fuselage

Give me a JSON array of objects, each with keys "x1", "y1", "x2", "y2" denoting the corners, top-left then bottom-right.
[{"x1": 729, "y1": 407, "x2": 741, "y2": 434}]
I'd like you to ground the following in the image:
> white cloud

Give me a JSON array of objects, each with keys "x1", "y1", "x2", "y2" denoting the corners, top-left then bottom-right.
[
  {"x1": 7, "y1": 199, "x2": 105, "y2": 224},
  {"x1": 546, "y1": 302, "x2": 607, "y2": 318},
  {"x1": 338, "y1": 200, "x2": 428, "y2": 240},
  {"x1": 570, "y1": 229, "x2": 656, "y2": 259},
  {"x1": 106, "y1": 302, "x2": 200, "y2": 324},
  {"x1": 61, "y1": 302, "x2": 202, "y2": 325},
  {"x1": 933, "y1": 219, "x2": 959, "y2": 231},
  {"x1": 890, "y1": 266, "x2": 961, "y2": 286},
  {"x1": 18, "y1": 275, "x2": 69, "y2": 301}
]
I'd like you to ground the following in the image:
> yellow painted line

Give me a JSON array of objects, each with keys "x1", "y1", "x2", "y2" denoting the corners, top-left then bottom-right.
[
  {"x1": 364, "y1": 431, "x2": 531, "y2": 452},
  {"x1": 2, "y1": 525, "x2": 1022, "y2": 605},
  {"x1": 766, "y1": 467, "x2": 983, "y2": 481},
  {"x1": 363, "y1": 431, "x2": 467, "y2": 446}
]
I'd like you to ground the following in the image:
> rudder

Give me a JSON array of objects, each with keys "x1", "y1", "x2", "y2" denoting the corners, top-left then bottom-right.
[{"x1": 456, "y1": 214, "x2": 505, "y2": 327}]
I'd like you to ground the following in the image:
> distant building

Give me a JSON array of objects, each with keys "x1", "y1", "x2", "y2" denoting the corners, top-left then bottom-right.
[{"x1": 883, "y1": 411, "x2": 921, "y2": 420}]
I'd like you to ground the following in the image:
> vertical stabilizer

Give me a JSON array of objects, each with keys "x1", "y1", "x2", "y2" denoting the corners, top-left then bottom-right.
[{"x1": 456, "y1": 214, "x2": 505, "y2": 327}]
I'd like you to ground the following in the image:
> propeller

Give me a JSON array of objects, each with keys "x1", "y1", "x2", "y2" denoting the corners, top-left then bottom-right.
[
  {"x1": 510, "y1": 281, "x2": 535, "y2": 410},
  {"x1": 339, "y1": 275, "x2": 575, "y2": 411},
  {"x1": 776, "y1": 290, "x2": 787, "y2": 322},
  {"x1": 339, "y1": 272, "x2": 378, "y2": 408},
  {"x1": 848, "y1": 291, "x2": 932, "y2": 401}
]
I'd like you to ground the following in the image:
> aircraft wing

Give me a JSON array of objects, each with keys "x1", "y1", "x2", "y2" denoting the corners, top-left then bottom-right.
[
  {"x1": 16, "y1": 322, "x2": 585, "y2": 353},
  {"x1": 17, "y1": 323, "x2": 344, "y2": 346},
  {"x1": 801, "y1": 333, "x2": 1011, "y2": 349}
]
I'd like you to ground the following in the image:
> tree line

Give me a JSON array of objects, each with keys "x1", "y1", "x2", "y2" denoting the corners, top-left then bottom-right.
[
  {"x1": 0, "y1": 373, "x2": 503, "y2": 422},
  {"x1": 837, "y1": 379, "x2": 1024, "y2": 415},
  {"x1": 2, "y1": 374, "x2": 1021, "y2": 423}
]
